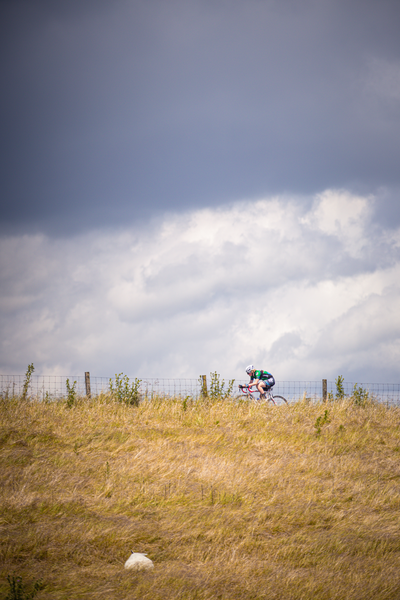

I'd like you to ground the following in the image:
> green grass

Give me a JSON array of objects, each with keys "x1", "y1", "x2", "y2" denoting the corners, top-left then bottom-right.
[{"x1": 1, "y1": 395, "x2": 400, "y2": 599}]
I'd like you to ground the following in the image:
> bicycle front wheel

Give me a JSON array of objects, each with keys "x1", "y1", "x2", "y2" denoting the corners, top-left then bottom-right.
[
  {"x1": 272, "y1": 395, "x2": 288, "y2": 406},
  {"x1": 234, "y1": 392, "x2": 252, "y2": 402}
]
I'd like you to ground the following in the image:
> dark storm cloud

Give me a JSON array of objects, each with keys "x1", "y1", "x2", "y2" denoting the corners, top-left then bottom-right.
[{"x1": 1, "y1": 0, "x2": 400, "y2": 234}]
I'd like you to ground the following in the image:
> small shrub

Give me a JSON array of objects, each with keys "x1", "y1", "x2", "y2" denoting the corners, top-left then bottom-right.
[
  {"x1": 182, "y1": 396, "x2": 191, "y2": 411},
  {"x1": 21, "y1": 363, "x2": 34, "y2": 401},
  {"x1": 109, "y1": 373, "x2": 141, "y2": 406},
  {"x1": 352, "y1": 383, "x2": 370, "y2": 406},
  {"x1": 5, "y1": 574, "x2": 44, "y2": 600},
  {"x1": 314, "y1": 409, "x2": 330, "y2": 436},
  {"x1": 66, "y1": 378, "x2": 77, "y2": 408},
  {"x1": 208, "y1": 371, "x2": 235, "y2": 401},
  {"x1": 335, "y1": 375, "x2": 345, "y2": 400}
]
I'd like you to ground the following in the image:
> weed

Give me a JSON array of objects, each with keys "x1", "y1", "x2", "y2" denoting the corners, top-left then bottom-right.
[
  {"x1": 21, "y1": 363, "x2": 34, "y2": 401},
  {"x1": 182, "y1": 396, "x2": 190, "y2": 411},
  {"x1": 109, "y1": 373, "x2": 142, "y2": 406},
  {"x1": 65, "y1": 378, "x2": 77, "y2": 408},
  {"x1": 4, "y1": 574, "x2": 43, "y2": 600},
  {"x1": 314, "y1": 409, "x2": 330, "y2": 436},
  {"x1": 352, "y1": 383, "x2": 370, "y2": 406},
  {"x1": 335, "y1": 375, "x2": 345, "y2": 400},
  {"x1": 208, "y1": 371, "x2": 235, "y2": 401}
]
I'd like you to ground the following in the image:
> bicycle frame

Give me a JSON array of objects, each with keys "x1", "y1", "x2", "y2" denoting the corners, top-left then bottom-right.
[{"x1": 238, "y1": 384, "x2": 277, "y2": 404}]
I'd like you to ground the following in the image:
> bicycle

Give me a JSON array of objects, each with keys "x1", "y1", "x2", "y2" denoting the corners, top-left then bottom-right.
[{"x1": 238, "y1": 384, "x2": 288, "y2": 406}]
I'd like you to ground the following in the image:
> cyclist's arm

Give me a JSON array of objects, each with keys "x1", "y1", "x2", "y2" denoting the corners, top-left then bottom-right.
[{"x1": 248, "y1": 378, "x2": 259, "y2": 389}]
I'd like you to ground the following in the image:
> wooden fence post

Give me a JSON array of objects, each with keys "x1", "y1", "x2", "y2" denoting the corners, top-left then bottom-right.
[
  {"x1": 322, "y1": 379, "x2": 327, "y2": 402},
  {"x1": 85, "y1": 372, "x2": 91, "y2": 398},
  {"x1": 201, "y1": 375, "x2": 207, "y2": 398}
]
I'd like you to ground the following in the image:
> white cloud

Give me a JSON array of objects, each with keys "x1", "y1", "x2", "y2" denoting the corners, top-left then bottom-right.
[
  {"x1": 302, "y1": 189, "x2": 372, "y2": 257},
  {"x1": 0, "y1": 190, "x2": 399, "y2": 384}
]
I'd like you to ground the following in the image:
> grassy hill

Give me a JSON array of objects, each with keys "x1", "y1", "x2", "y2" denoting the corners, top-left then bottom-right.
[{"x1": 1, "y1": 393, "x2": 400, "y2": 599}]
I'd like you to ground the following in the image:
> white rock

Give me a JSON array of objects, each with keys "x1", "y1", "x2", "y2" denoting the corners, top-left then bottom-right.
[{"x1": 124, "y1": 552, "x2": 154, "y2": 571}]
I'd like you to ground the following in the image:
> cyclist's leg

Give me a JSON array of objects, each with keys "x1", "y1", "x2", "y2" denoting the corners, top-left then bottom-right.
[
  {"x1": 257, "y1": 381, "x2": 267, "y2": 399},
  {"x1": 261, "y1": 377, "x2": 275, "y2": 400}
]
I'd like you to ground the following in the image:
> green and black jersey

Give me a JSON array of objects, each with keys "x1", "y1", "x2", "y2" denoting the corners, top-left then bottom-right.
[{"x1": 250, "y1": 370, "x2": 275, "y2": 387}]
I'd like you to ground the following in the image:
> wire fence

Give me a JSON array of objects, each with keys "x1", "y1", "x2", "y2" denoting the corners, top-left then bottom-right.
[
  {"x1": 325, "y1": 381, "x2": 400, "y2": 406},
  {"x1": 0, "y1": 375, "x2": 203, "y2": 401},
  {"x1": 1, "y1": 374, "x2": 400, "y2": 405},
  {"x1": 255, "y1": 380, "x2": 400, "y2": 406}
]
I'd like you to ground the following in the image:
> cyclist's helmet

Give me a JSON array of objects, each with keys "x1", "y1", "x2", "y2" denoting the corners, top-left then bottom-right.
[{"x1": 245, "y1": 365, "x2": 254, "y2": 375}]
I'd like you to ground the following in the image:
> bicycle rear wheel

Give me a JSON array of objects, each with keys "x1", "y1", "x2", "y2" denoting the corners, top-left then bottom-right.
[{"x1": 271, "y1": 395, "x2": 288, "y2": 406}]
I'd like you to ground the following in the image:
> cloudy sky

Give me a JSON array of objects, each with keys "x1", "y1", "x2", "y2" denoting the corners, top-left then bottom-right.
[{"x1": 1, "y1": 0, "x2": 400, "y2": 384}]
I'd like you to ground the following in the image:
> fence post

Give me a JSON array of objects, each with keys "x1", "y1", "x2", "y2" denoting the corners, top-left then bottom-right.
[
  {"x1": 322, "y1": 379, "x2": 327, "y2": 402},
  {"x1": 85, "y1": 372, "x2": 91, "y2": 398},
  {"x1": 201, "y1": 375, "x2": 207, "y2": 398}
]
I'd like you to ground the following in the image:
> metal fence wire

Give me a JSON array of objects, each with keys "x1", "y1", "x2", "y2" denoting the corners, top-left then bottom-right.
[
  {"x1": 0, "y1": 375, "x2": 400, "y2": 405},
  {"x1": 237, "y1": 380, "x2": 400, "y2": 405},
  {"x1": 0, "y1": 375, "x2": 203, "y2": 400}
]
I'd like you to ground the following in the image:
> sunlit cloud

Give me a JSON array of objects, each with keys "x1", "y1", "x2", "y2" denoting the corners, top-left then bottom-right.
[{"x1": 0, "y1": 190, "x2": 399, "y2": 383}]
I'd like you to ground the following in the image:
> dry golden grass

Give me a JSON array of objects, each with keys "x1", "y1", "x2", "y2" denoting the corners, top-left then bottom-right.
[{"x1": 1, "y1": 394, "x2": 400, "y2": 599}]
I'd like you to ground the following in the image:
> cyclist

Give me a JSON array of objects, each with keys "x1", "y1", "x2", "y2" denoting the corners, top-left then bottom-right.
[{"x1": 244, "y1": 364, "x2": 275, "y2": 400}]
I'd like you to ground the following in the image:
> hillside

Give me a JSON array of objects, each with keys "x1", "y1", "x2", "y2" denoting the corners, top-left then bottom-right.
[{"x1": 1, "y1": 395, "x2": 400, "y2": 599}]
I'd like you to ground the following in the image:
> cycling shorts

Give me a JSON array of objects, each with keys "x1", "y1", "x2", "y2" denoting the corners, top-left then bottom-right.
[{"x1": 260, "y1": 376, "x2": 275, "y2": 389}]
